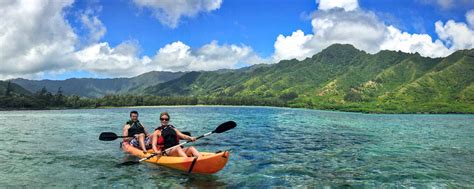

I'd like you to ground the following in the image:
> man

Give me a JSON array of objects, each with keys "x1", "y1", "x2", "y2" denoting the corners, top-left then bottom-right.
[{"x1": 122, "y1": 111, "x2": 152, "y2": 154}]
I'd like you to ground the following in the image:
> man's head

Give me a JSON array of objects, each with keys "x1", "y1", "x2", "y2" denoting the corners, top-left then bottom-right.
[{"x1": 130, "y1": 111, "x2": 139, "y2": 121}]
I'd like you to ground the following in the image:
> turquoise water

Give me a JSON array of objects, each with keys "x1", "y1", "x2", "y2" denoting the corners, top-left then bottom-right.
[{"x1": 0, "y1": 106, "x2": 473, "y2": 188}]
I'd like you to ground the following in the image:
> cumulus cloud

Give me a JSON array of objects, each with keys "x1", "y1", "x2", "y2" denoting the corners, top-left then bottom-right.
[
  {"x1": 0, "y1": 0, "x2": 264, "y2": 79},
  {"x1": 4, "y1": 0, "x2": 472, "y2": 80},
  {"x1": 79, "y1": 7, "x2": 106, "y2": 44},
  {"x1": 309, "y1": 9, "x2": 387, "y2": 53},
  {"x1": 151, "y1": 41, "x2": 264, "y2": 71},
  {"x1": 381, "y1": 26, "x2": 451, "y2": 57},
  {"x1": 317, "y1": 0, "x2": 358, "y2": 11},
  {"x1": 0, "y1": 0, "x2": 77, "y2": 79},
  {"x1": 416, "y1": 0, "x2": 473, "y2": 10},
  {"x1": 466, "y1": 9, "x2": 474, "y2": 27},
  {"x1": 73, "y1": 40, "x2": 264, "y2": 77},
  {"x1": 273, "y1": 30, "x2": 315, "y2": 61},
  {"x1": 272, "y1": 0, "x2": 474, "y2": 61},
  {"x1": 75, "y1": 39, "x2": 266, "y2": 76},
  {"x1": 132, "y1": 0, "x2": 222, "y2": 28},
  {"x1": 435, "y1": 0, "x2": 453, "y2": 9},
  {"x1": 74, "y1": 41, "x2": 152, "y2": 77},
  {"x1": 435, "y1": 19, "x2": 474, "y2": 50}
]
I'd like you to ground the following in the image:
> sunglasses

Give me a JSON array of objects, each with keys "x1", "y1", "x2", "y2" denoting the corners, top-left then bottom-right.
[{"x1": 160, "y1": 118, "x2": 169, "y2": 121}]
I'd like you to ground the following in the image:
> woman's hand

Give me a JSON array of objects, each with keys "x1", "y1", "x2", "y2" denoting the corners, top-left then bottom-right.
[
  {"x1": 188, "y1": 136, "x2": 196, "y2": 142},
  {"x1": 153, "y1": 150, "x2": 162, "y2": 157}
]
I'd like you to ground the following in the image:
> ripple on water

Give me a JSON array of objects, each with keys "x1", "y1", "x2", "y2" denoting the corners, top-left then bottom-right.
[{"x1": 0, "y1": 107, "x2": 473, "y2": 187}]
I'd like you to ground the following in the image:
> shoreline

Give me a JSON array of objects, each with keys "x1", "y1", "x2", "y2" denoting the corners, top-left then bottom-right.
[{"x1": 1, "y1": 104, "x2": 473, "y2": 115}]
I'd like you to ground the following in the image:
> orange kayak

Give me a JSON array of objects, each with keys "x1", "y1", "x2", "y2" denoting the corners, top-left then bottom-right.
[{"x1": 122, "y1": 142, "x2": 230, "y2": 174}]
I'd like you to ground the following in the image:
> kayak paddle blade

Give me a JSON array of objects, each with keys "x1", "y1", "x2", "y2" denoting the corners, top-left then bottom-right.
[
  {"x1": 214, "y1": 121, "x2": 237, "y2": 133},
  {"x1": 119, "y1": 161, "x2": 140, "y2": 166},
  {"x1": 99, "y1": 132, "x2": 118, "y2": 141},
  {"x1": 181, "y1": 131, "x2": 191, "y2": 136}
]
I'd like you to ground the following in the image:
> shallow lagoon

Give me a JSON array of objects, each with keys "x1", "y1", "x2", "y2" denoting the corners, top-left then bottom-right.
[{"x1": 0, "y1": 106, "x2": 473, "y2": 187}]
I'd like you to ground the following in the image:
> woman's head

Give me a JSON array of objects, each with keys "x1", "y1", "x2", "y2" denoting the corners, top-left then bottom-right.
[{"x1": 160, "y1": 112, "x2": 170, "y2": 125}]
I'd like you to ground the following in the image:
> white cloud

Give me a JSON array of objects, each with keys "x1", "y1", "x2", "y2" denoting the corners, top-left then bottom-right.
[
  {"x1": 79, "y1": 7, "x2": 106, "y2": 44},
  {"x1": 0, "y1": 0, "x2": 77, "y2": 79},
  {"x1": 273, "y1": 5, "x2": 387, "y2": 62},
  {"x1": 0, "y1": 0, "x2": 263, "y2": 79},
  {"x1": 151, "y1": 41, "x2": 264, "y2": 71},
  {"x1": 273, "y1": 30, "x2": 315, "y2": 61},
  {"x1": 4, "y1": 0, "x2": 472, "y2": 80},
  {"x1": 309, "y1": 9, "x2": 387, "y2": 53},
  {"x1": 466, "y1": 9, "x2": 474, "y2": 27},
  {"x1": 73, "y1": 40, "x2": 266, "y2": 77},
  {"x1": 435, "y1": 20, "x2": 474, "y2": 50},
  {"x1": 436, "y1": 0, "x2": 453, "y2": 9},
  {"x1": 132, "y1": 0, "x2": 222, "y2": 28},
  {"x1": 317, "y1": 0, "x2": 359, "y2": 11},
  {"x1": 74, "y1": 41, "x2": 152, "y2": 77},
  {"x1": 416, "y1": 0, "x2": 473, "y2": 10},
  {"x1": 272, "y1": 0, "x2": 474, "y2": 61},
  {"x1": 381, "y1": 26, "x2": 451, "y2": 57}
]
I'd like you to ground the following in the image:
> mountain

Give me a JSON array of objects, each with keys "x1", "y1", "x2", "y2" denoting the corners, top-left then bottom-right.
[
  {"x1": 143, "y1": 44, "x2": 474, "y2": 113},
  {"x1": 0, "y1": 81, "x2": 32, "y2": 96},
  {"x1": 4, "y1": 44, "x2": 472, "y2": 113},
  {"x1": 11, "y1": 71, "x2": 185, "y2": 98}
]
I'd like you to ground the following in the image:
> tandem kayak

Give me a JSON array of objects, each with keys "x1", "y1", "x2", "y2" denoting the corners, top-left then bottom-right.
[{"x1": 122, "y1": 142, "x2": 230, "y2": 174}]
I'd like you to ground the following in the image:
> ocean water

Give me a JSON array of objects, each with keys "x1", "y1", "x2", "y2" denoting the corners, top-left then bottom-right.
[{"x1": 0, "y1": 106, "x2": 473, "y2": 188}]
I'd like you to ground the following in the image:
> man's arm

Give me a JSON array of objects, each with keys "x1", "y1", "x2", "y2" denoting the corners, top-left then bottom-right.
[{"x1": 142, "y1": 123, "x2": 149, "y2": 136}]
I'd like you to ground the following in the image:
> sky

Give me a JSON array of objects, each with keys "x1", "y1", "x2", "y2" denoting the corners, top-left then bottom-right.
[{"x1": 1, "y1": 0, "x2": 474, "y2": 80}]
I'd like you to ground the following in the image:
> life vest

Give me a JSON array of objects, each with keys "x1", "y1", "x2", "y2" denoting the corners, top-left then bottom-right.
[
  {"x1": 127, "y1": 120, "x2": 145, "y2": 137},
  {"x1": 155, "y1": 125, "x2": 179, "y2": 149}
]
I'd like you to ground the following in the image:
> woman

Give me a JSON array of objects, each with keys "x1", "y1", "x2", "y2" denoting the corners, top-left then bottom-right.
[{"x1": 152, "y1": 112, "x2": 202, "y2": 157}]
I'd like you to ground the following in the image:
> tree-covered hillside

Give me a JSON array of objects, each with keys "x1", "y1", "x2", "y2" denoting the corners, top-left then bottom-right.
[
  {"x1": 3, "y1": 44, "x2": 472, "y2": 113},
  {"x1": 11, "y1": 71, "x2": 185, "y2": 98},
  {"x1": 143, "y1": 44, "x2": 474, "y2": 113}
]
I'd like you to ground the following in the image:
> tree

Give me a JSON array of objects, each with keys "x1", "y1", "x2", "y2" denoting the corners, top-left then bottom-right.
[
  {"x1": 5, "y1": 81, "x2": 13, "y2": 97},
  {"x1": 344, "y1": 89, "x2": 363, "y2": 102},
  {"x1": 37, "y1": 87, "x2": 48, "y2": 97},
  {"x1": 54, "y1": 87, "x2": 65, "y2": 106},
  {"x1": 35, "y1": 87, "x2": 52, "y2": 107},
  {"x1": 279, "y1": 91, "x2": 298, "y2": 101}
]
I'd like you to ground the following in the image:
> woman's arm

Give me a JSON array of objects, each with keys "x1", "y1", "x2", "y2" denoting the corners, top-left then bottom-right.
[
  {"x1": 175, "y1": 128, "x2": 195, "y2": 141},
  {"x1": 152, "y1": 130, "x2": 161, "y2": 154}
]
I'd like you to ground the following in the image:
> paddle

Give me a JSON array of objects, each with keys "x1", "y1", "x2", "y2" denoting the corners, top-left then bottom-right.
[
  {"x1": 120, "y1": 120, "x2": 237, "y2": 166},
  {"x1": 99, "y1": 131, "x2": 191, "y2": 141}
]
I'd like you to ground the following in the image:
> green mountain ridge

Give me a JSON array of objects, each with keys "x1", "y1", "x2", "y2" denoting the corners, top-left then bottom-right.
[
  {"x1": 0, "y1": 81, "x2": 32, "y2": 96},
  {"x1": 4, "y1": 44, "x2": 473, "y2": 113},
  {"x1": 11, "y1": 71, "x2": 185, "y2": 98},
  {"x1": 142, "y1": 44, "x2": 473, "y2": 113}
]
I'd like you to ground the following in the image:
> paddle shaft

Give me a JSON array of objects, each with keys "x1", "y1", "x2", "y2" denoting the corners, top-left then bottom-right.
[
  {"x1": 99, "y1": 131, "x2": 191, "y2": 141},
  {"x1": 138, "y1": 131, "x2": 213, "y2": 162}
]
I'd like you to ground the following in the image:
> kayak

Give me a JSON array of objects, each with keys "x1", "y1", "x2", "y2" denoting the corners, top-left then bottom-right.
[{"x1": 122, "y1": 142, "x2": 230, "y2": 174}]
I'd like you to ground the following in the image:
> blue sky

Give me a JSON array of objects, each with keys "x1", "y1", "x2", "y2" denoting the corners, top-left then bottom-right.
[
  {"x1": 69, "y1": 0, "x2": 316, "y2": 57},
  {"x1": 1, "y1": 0, "x2": 473, "y2": 80},
  {"x1": 71, "y1": 0, "x2": 469, "y2": 57}
]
